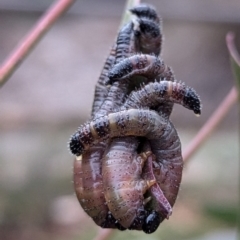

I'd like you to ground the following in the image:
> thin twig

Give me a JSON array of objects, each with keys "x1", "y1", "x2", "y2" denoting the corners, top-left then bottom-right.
[
  {"x1": 183, "y1": 86, "x2": 238, "y2": 163},
  {"x1": 226, "y1": 32, "x2": 240, "y2": 66},
  {"x1": 0, "y1": 0, "x2": 75, "y2": 87}
]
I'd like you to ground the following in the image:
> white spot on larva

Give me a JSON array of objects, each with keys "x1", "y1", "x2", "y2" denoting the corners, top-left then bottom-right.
[{"x1": 76, "y1": 155, "x2": 82, "y2": 161}]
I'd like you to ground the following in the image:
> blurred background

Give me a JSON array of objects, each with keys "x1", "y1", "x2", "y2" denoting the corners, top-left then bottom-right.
[{"x1": 0, "y1": 0, "x2": 239, "y2": 240}]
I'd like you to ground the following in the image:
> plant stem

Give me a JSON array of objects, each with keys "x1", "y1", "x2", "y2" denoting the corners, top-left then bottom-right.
[
  {"x1": 226, "y1": 32, "x2": 240, "y2": 66},
  {"x1": 183, "y1": 86, "x2": 238, "y2": 163},
  {"x1": 0, "y1": 0, "x2": 75, "y2": 87}
]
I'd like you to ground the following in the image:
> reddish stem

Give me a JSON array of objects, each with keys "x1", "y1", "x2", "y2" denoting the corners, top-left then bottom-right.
[
  {"x1": 183, "y1": 86, "x2": 238, "y2": 163},
  {"x1": 0, "y1": 0, "x2": 75, "y2": 87},
  {"x1": 226, "y1": 32, "x2": 240, "y2": 66}
]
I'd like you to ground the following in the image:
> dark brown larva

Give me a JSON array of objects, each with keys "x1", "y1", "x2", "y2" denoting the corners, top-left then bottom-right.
[
  {"x1": 123, "y1": 80, "x2": 201, "y2": 115},
  {"x1": 107, "y1": 54, "x2": 168, "y2": 84},
  {"x1": 91, "y1": 45, "x2": 116, "y2": 117},
  {"x1": 73, "y1": 143, "x2": 116, "y2": 227},
  {"x1": 73, "y1": 16, "x2": 138, "y2": 229},
  {"x1": 71, "y1": 3, "x2": 200, "y2": 233},
  {"x1": 107, "y1": 54, "x2": 176, "y2": 117}
]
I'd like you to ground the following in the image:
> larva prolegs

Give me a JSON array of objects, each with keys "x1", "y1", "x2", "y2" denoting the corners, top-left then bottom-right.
[{"x1": 70, "y1": 109, "x2": 173, "y2": 161}]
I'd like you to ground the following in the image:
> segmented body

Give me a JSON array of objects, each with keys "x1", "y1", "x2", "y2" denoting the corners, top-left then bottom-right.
[
  {"x1": 98, "y1": 8, "x2": 170, "y2": 230},
  {"x1": 70, "y1": 109, "x2": 180, "y2": 160},
  {"x1": 73, "y1": 143, "x2": 115, "y2": 227},
  {"x1": 74, "y1": 6, "x2": 166, "y2": 229},
  {"x1": 122, "y1": 80, "x2": 201, "y2": 115},
  {"x1": 71, "y1": 3, "x2": 201, "y2": 233},
  {"x1": 91, "y1": 45, "x2": 116, "y2": 117},
  {"x1": 70, "y1": 75, "x2": 201, "y2": 228},
  {"x1": 73, "y1": 15, "x2": 138, "y2": 229},
  {"x1": 102, "y1": 137, "x2": 151, "y2": 229}
]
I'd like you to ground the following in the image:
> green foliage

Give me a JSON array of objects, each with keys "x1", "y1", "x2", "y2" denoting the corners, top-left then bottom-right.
[
  {"x1": 230, "y1": 54, "x2": 240, "y2": 100},
  {"x1": 203, "y1": 203, "x2": 238, "y2": 226}
]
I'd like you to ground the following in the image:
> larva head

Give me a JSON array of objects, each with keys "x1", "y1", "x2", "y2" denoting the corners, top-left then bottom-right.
[
  {"x1": 69, "y1": 132, "x2": 84, "y2": 156},
  {"x1": 130, "y1": 4, "x2": 160, "y2": 24},
  {"x1": 134, "y1": 18, "x2": 161, "y2": 55},
  {"x1": 142, "y1": 210, "x2": 162, "y2": 234},
  {"x1": 137, "y1": 18, "x2": 160, "y2": 38},
  {"x1": 183, "y1": 87, "x2": 202, "y2": 116}
]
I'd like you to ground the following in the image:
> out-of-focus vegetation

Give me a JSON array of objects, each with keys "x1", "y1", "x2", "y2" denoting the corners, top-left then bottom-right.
[{"x1": 0, "y1": 1, "x2": 239, "y2": 240}]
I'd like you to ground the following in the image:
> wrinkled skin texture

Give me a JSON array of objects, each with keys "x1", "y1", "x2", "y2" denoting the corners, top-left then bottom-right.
[{"x1": 71, "y1": 3, "x2": 201, "y2": 234}]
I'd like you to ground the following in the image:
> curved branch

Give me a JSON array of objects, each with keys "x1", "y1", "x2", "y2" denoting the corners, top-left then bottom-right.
[
  {"x1": 183, "y1": 87, "x2": 238, "y2": 163},
  {"x1": 0, "y1": 0, "x2": 75, "y2": 87}
]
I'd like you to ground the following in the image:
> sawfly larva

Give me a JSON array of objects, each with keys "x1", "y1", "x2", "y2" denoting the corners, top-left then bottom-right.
[
  {"x1": 69, "y1": 109, "x2": 178, "y2": 161},
  {"x1": 102, "y1": 137, "x2": 155, "y2": 229},
  {"x1": 73, "y1": 17, "x2": 138, "y2": 229},
  {"x1": 73, "y1": 143, "x2": 116, "y2": 227},
  {"x1": 107, "y1": 54, "x2": 168, "y2": 84},
  {"x1": 102, "y1": 137, "x2": 173, "y2": 232},
  {"x1": 122, "y1": 80, "x2": 201, "y2": 115},
  {"x1": 70, "y1": 109, "x2": 183, "y2": 232},
  {"x1": 91, "y1": 45, "x2": 116, "y2": 117}
]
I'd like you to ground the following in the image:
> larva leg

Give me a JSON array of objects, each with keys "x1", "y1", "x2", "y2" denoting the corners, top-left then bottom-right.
[{"x1": 123, "y1": 81, "x2": 201, "y2": 115}]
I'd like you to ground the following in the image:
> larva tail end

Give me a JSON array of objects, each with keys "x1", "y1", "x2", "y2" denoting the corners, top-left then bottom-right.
[
  {"x1": 69, "y1": 132, "x2": 84, "y2": 156},
  {"x1": 183, "y1": 88, "x2": 201, "y2": 116},
  {"x1": 142, "y1": 210, "x2": 162, "y2": 234}
]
